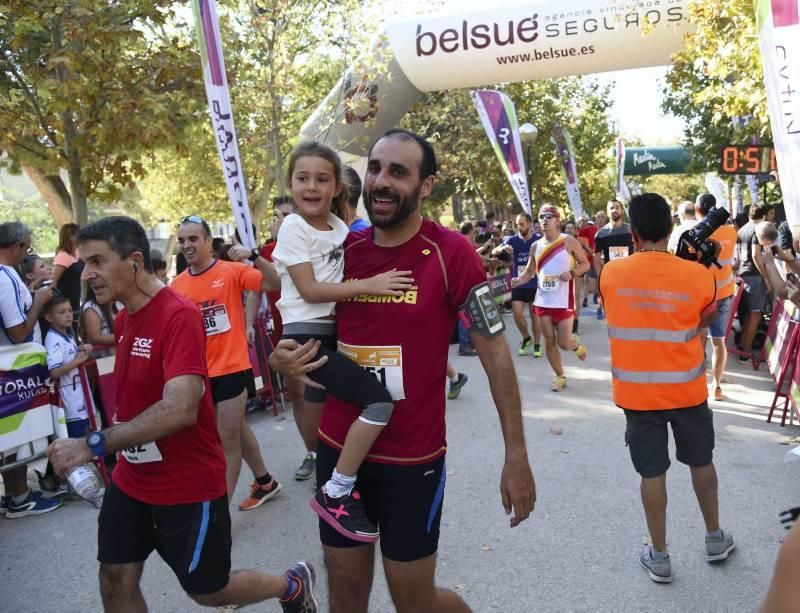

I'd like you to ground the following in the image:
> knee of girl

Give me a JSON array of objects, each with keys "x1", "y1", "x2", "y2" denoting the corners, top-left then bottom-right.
[{"x1": 359, "y1": 401, "x2": 393, "y2": 426}]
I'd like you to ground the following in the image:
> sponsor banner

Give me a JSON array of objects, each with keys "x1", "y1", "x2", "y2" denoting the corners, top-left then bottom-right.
[
  {"x1": 302, "y1": 0, "x2": 692, "y2": 156},
  {"x1": 757, "y1": 0, "x2": 800, "y2": 229},
  {"x1": 191, "y1": 0, "x2": 257, "y2": 249},
  {"x1": 488, "y1": 271, "x2": 513, "y2": 303},
  {"x1": 766, "y1": 299, "x2": 799, "y2": 381},
  {"x1": 471, "y1": 90, "x2": 531, "y2": 215},
  {"x1": 705, "y1": 173, "x2": 732, "y2": 215},
  {"x1": 0, "y1": 344, "x2": 50, "y2": 420},
  {"x1": 551, "y1": 125, "x2": 583, "y2": 219},
  {"x1": 615, "y1": 138, "x2": 631, "y2": 202},
  {"x1": 624, "y1": 146, "x2": 692, "y2": 176}
]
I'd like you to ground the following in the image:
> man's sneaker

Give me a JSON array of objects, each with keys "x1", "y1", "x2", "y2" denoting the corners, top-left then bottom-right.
[
  {"x1": 533, "y1": 344, "x2": 542, "y2": 358},
  {"x1": 310, "y1": 488, "x2": 379, "y2": 543},
  {"x1": 738, "y1": 353, "x2": 751, "y2": 363},
  {"x1": 573, "y1": 335, "x2": 587, "y2": 361},
  {"x1": 238, "y1": 479, "x2": 282, "y2": 511},
  {"x1": 458, "y1": 345, "x2": 478, "y2": 357},
  {"x1": 713, "y1": 386, "x2": 724, "y2": 402},
  {"x1": 280, "y1": 560, "x2": 317, "y2": 613},
  {"x1": 295, "y1": 453, "x2": 316, "y2": 481},
  {"x1": 5, "y1": 490, "x2": 62, "y2": 519},
  {"x1": 447, "y1": 373, "x2": 469, "y2": 400},
  {"x1": 639, "y1": 546, "x2": 672, "y2": 583},
  {"x1": 596, "y1": 307, "x2": 604, "y2": 320},
  {"x1": 518, "y1": 337, "x2": 533, "y2": 356},
  {"x1": 552, "y1": 375, "x2": 567, "y2": 392},
  {"x1": 593, "y1": 293, "x2": 598, "y2": 304},
  {"x1": 705, "y1": 530, "x2": 735, "y2": 562}
]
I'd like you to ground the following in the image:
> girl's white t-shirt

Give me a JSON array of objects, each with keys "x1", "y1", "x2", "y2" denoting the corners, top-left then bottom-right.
[{"x1": 273, "y1": 213, "x2": 350, "y2": 325}]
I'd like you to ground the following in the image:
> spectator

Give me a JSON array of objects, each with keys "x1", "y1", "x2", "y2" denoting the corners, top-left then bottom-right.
[
  {"x1": 0, "y1": 221, "x2": 62, "y2": 518},
  {"x1": 80, "y1": 285, "x2": 117, "y2": 358},
  {"x1": 736, "y1": 205, "x2": 769, "y2": 360},
  {"x1": 577, "y1": 216, "x2": 599, "y2": 308},
  {"x1": 211, "y1": 237, "x2": 227, "y2": 261},
  {"x1": 43, "y1": 295, "x2": 93, "y2": 439},
  {"x1": 667, "y1": 200, "x2": 698, "y2": 254},
  {"x1": 150, "y1": 249, "x2": 168, "y2": 283},
  {"x1": 761, "y1": 223, "x2": 800, "y2": 304},
  {"x1": 485, "y1": 210, "x2": 497, "y2": 228},
  {"x1": 459, "y1": 221, "x2": 477, "y2": 245},
  {"x1": 52, "y1": 223, "x2": 84, "y2": 320},
  {"x1": 18, "y1": 253, "x2": 53, "y2": 290},
  {"x1": 342, "y1": 166, "x2": 370, "y2": 231}
]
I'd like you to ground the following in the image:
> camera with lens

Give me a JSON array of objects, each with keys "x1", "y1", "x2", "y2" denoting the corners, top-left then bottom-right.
[{"x1": 675, "y1": 207, "x2": 730, "y2": 268}]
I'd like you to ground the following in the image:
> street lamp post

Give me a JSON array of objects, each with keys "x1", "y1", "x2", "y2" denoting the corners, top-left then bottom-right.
[{"x1": 519, "y1": 122, "x2": 538, "y2": 210}]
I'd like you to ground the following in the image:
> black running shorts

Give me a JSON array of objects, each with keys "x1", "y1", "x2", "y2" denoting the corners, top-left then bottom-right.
[
  {"x1": 97, "y1": 481, "x2": 232, "y2": 595},
  {"x1": 316, "y1": 440, "x2": 446, "y2": 562},
  {"x1": 209, "y1": 369, "x2": 249, "y2": 404},
  {"x1": 511, "y1": 287, "x2": 536, "y2": 304},
  {"x1": 624, "y1": 402, "x2": 715, "y2": 478}
]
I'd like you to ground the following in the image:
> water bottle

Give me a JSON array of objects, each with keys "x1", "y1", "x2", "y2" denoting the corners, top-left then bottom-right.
[{"x1": 66, "y1": 463, "x2": 105, "y2": 508}]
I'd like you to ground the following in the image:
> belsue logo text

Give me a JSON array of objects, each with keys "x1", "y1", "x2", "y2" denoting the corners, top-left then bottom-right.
[{"x1": 415, "y1": 8, "x2": 684, "y2": 57}]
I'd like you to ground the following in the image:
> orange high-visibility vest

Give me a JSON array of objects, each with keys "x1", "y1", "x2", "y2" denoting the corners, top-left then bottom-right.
[
  {"x1": 599, "y1": 251, "x2": 717, "y2": 411},
  {"x1": 710, "y1": 225, "x2": 737, "y2": 300}
]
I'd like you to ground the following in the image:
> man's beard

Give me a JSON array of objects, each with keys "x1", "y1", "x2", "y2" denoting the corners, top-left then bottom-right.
[
  {"x1": 611, "y1": 212, "x2": 621, "y2": 221},
  {"x1": 364, "y1": 185, "x2": 420, "y2": 229}
]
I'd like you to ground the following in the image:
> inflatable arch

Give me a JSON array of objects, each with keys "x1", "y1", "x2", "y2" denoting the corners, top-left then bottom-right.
[{"x1": 301, "y1": 0, "x2": 693, "y2": 156}]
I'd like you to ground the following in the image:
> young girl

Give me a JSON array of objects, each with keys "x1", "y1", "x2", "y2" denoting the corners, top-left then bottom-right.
[{"x1": 273, "y1": 141, "x2": 412, "y2": 543}]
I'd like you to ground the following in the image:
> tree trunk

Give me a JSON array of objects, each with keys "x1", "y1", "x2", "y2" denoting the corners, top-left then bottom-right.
[{"x1": 22, "y1": 165, "x2": 74, "y2": 227}]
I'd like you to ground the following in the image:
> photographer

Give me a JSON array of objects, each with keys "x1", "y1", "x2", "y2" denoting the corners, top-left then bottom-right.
[
  {"x1": 760, "y1": 222, "x2": 800, "y2": 306},
  {"x1": 599, "y1": 193, "x2": 734, "y2": 584},
  {"x1": 695, "y1": 194, "x2": 738, "y2": 401}
]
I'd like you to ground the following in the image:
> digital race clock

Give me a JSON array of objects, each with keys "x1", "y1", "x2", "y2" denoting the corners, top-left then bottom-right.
[{"x1": 719, "y1": 145, "x2": 777, "y2": 175}]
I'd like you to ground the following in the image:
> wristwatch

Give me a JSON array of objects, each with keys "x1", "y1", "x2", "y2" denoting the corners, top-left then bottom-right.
[
  {"x1": 569, "y1": 270, "x2": 576, "y2": 278},
  {"x1": 248, "y1": 248, "x2": 260, "y2": 262},
  {"x1": 86, "y1": 431, "x2": 106, "y2": 457}
]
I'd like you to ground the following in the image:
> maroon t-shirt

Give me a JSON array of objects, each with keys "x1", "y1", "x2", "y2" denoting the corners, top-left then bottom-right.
[
  {"x1": 112, "y1": 288, "x2": 226, "y2": 505},
  {"x1": 319, "y1": 220, "x2": 486, "y2": 465}
]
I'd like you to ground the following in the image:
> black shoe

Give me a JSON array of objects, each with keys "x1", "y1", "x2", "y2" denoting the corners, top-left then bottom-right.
[
  {"x1": 738, "y1": 353, "x2": 751, "y2": 362},
  {"x1": 458, "y1": 345, "x2": 478, "y2": 356},
  {"x1": 310, "y1": 488, "x2": 379, "y2": 543},
  {"x1": 280, "y1": 561, "x2": 318, "y2": 612}
]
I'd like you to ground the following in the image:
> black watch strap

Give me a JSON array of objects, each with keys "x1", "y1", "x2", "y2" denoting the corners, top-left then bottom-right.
[{"x1": 248, "y1": 248, "x2": 259, "y2": 262}]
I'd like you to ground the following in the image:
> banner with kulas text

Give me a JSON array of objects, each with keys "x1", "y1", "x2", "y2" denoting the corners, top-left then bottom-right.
[{"x1": 551, "y1": 126, "x2": 583, "y2": 219}]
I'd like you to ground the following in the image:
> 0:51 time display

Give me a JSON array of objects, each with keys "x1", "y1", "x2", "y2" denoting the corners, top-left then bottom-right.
[{"x1": 719, "y1": 145, "x2": 777, "y2": 175}]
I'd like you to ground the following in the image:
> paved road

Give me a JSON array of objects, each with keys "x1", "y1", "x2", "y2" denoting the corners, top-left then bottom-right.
[{"x1": 2, "y1": 306, "x2": 799, "y2": 612}]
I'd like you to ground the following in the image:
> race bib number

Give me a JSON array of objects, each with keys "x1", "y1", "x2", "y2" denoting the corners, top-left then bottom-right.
[
  {"x1": 121, "y1": 441, "x2": 162, "y2": 464},
  {"x1": 608, "y1": 246, "x2": 629, "y2": 261},
  {"x1": 337, "y1": 342, "x2": 405, "y2": 400},
  {"x1": 539, "y1": 275, "x2": 560, "y2": 292},
  {"x1": 201, "y1": 304, "x2": 231, "y2": 337}
]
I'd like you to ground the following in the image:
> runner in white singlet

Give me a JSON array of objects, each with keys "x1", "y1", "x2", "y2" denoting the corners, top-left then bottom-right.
[{"x1": 512, "y1": 205, "x2": 591, "y2": 391}]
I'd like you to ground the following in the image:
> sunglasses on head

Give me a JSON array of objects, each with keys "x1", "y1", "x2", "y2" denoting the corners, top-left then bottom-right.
[{"x1": 179, "y1": 215, "x2": 205, "y2": 225}]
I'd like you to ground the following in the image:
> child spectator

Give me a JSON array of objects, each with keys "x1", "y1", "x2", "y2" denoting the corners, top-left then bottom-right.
[
  {"x1": 80, "y1": 286, "x2": 117, "y2": 358},
  {"x1": 44, "y1": 295, "x2": 94, "y2": 438},
  {"x1": 18, "y1": 253, "x2": 53, "y2": 290}
]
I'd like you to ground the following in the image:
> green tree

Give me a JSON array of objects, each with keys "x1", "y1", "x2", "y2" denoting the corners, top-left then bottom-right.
[
  {"x1": 0, "y1": 0, "x2": 203, "y2": 224},
  {"x1": 662, "y1": 0, "x2": 768, "y2": 172},
  {"x1": 402, "y1": 77, "x2": 616, "y2": 221}
]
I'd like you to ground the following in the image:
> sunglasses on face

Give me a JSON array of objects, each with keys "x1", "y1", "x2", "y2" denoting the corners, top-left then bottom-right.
[{"x1": 538, "y1": 214, "x2": 555, "y2": 221}]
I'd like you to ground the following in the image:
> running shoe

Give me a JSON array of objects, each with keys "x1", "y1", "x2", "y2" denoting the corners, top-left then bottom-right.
[
  {"x1": 705, "y1": 530, "x2": 735, "y2": 562},
  {"x1": 458, "y1": 345, "x2": 478, "y2": 356},
  {"x1": 639, "y1": 546, "x2": 672, "y2": 583},
  {"x1": 44, "y1": 483, "x2": 70, "y2": 500},
  {"x1": 518, "y1": 337, "x2": 533, "y2": 356},
  {"x1": 713, "y1": 386, "x2": 724, "y2": 402},
  {"x1": 593, "y1": 294, "x2": 598, "y2": 304},
  {"x1": 552, "y1": 375, "x2": 567, "y2": 392},
  {"x1": 295, "y1": 453, "x2": 316, "y2": 481},
  {"x1": 5, "y1": 490, "x2": 62, "y2": 519},
  {"x1": 596, "y1": 307, "x2": 604, "y2": 320},
  {"x1": 573, "y1": 335, "x2": 587, "y2": 361},
  {"x1": 280, "y1": 560, "x2": 318, "y2": 613},
  {"x1": 239, "y1": 479, "x2": 282, "y2": 511},
  {"x1": 738, "y1": 353, "x2": 751, "y2": 363},
  {"x1": 533, "y1": 344, "x2": 542, "y2": 358},
  {"x1": 582, "y1": 298, "x2": 588, "y2": 308},
  {"x1": 310, "y1": 488, "x2": 379, "y2": 543},
  {"x1": 447, "y1": 373, "x2": 469, "y2": 400}
]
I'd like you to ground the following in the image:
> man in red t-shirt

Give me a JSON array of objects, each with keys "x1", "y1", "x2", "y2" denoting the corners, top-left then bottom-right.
[
  {"x1": 48, "y1": 217, "x2": 316, "y2": 611},
  {"x1": 270, "y1": 130, "x2": 536, "y2": 612},
  {"x1": 577, "y1": 216, "x2": 599, "y2": 307}
]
